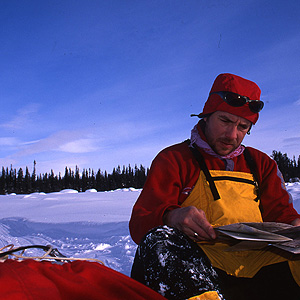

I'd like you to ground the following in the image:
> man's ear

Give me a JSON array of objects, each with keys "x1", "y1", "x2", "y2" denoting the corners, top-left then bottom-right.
[{"x1": 247, "y1": 124, "x2": 252, "y2": 135}]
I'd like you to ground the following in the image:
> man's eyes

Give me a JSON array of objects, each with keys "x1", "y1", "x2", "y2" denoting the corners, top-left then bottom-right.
[
  {"x1": 238, "y1": 124, "x2": 250, "y2": 131},
  {"x1": 220, "y1": 118, "x2": 249, "y2": 131},
  {"x1": 220, "y1": 118, "x2": 230, "y2": 123}
]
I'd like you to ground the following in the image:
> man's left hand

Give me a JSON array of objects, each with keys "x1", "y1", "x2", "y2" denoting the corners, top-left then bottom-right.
[{"x1": 291, "y1": 218, "x2": 300, "y2": 226}]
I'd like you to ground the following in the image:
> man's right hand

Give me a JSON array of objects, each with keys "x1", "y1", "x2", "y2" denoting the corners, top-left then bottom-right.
[{"x1": 163, "y1": 206, "x2": 216, "y2": 241}]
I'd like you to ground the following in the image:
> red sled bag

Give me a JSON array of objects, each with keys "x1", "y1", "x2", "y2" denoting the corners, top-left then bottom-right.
[{"x1": 0, "y1": 259, "x2": 166, "y2": 300}]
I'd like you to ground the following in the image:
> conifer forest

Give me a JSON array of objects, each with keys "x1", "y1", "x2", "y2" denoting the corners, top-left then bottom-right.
[
  {"x1": 0, "y1": 162, "x2": 148, "y2": 195},
  {"x1": 0, "y1": 150, "x2": 299, "y2": 195}
]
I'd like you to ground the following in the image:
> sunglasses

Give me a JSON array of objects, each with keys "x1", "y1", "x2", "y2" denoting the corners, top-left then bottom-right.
[{"x1": 210, "y1": 91, "x2": 264, "y2": 113}]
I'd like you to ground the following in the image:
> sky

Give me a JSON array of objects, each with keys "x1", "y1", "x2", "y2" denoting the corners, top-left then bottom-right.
[{"x1": 1, "y1": 0, "x2": 300, "y2": 175}]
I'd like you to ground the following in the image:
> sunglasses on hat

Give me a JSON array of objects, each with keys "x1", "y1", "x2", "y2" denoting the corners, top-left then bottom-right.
[{"x1": 210, "y1": 91, "x2": 264, "y2": 113}]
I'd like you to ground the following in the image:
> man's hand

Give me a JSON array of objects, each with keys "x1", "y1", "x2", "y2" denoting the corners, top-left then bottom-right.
[
  {"x1": 291, "y1": 218, "x2": 300, "y2": 226},
  {"x1": 163, "y1": 206, "x2": 216, "y2": 241}
]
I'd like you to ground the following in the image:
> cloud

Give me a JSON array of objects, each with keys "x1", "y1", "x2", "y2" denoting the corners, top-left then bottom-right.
[
  {"x1": 281, "y1": 137, "x2": 300, "y2": 153},
  {"x1": 0, "y1": 137, "x2": 19, "y2": 147},
  {"x1": 13, "y1": 130, "x2": 99, "y2": 157},
  {"x1": 0, "y1": 104, "x2": 40, "y2": 129},
  {"x1": 58, "y1": 138, "x2": 99, "y2": 153},
  {"x1": 2, "y1": 117, "x2": 185, "y2": 175},
  {"x1": 283, "y1": 137, "x2": 300, "y2": 143}
]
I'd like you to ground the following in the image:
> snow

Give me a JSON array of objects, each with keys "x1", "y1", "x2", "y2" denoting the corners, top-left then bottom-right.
[
  {"x1": 0, "y1": 188, "x2": 140, "y2": 276},
  {"x1": 0, "y1": 184, "x2": 299, "y2": 277}
]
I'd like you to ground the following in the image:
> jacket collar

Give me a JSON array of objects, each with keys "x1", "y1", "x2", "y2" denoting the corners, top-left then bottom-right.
[{"x1": 190, "y1": 121, "x2": 245, "y2": 159}]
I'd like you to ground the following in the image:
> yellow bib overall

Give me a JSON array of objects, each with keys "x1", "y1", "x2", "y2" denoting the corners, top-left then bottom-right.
[{"x1": 181, "y1": 169, "x2": 300, "y2": 285}]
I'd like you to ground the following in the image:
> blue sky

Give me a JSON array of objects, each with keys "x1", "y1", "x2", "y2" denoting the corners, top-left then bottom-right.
[{"x1": 1, "y1": 0, "x2": 300, "y2": 175}]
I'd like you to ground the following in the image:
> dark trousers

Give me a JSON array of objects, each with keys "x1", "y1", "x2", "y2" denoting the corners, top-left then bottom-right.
[{"x1": 131, "y1": 226, "x2": 300, "y2": 300}]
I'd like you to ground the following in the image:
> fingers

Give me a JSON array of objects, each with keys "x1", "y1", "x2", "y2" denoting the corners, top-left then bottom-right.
[
  {"x1": 291, "y1": 218, "x2": 300, "y2": 226},
  {"x1": 187, "y1": 222, "x2": 216, "y2": 241},
  {"x1": 186, "y1": 226, "x2": 211, "y2": 241},
  {"x1": 164, "y1": 206, "x2": 216, "y2": 241},
  {"x1": 191, "y1": 209, "x2": 216, "y2": 240}
]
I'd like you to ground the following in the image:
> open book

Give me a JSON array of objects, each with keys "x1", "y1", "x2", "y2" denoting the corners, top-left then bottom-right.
[{"x1": 214, "y1": 222, "x2": 300, "y2": 254}]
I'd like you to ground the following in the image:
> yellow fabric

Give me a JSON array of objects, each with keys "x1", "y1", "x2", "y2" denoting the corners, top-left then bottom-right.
[
  {"x1": 188, "y1": 291, "x2": 221, "y2": 300},
  {"x1": 182, "y1": 170, "x2": 262, "y2": 226},
  {"x1": 289, "y1": 261, "x2": 300, "y2": 286},
  {"x1": 181, "y1": 169, "x2": 300, "y2": 285}
]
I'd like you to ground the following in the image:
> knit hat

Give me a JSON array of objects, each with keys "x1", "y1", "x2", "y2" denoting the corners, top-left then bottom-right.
[{"x1": 195, "y1": 73, "x2": 262, "y2": 124}]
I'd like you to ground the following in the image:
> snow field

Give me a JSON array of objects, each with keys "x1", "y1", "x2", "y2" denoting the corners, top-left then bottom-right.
[{"x1": 0, "y1": 185, "x2": 299, "y2": 277}]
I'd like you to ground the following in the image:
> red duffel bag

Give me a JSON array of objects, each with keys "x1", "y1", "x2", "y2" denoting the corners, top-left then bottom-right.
[{"x1": 0, "y1": 259, "x2": 166, "y2": 300}]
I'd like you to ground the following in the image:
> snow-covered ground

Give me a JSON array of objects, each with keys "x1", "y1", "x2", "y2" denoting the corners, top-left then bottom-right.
[
  {"x1": 0, "y1": 188, "x2": 140, "y2": 277},
  {"x1": 0, "y1": 184, "x2": 299, "y2": 277}
]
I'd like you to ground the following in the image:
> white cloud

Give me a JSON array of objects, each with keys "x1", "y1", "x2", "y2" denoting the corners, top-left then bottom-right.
[
  {"x1": 0, "y1": 103, "x2": 40, "y2": 129},
  {"x1": 1, "y1": 117, "x2": 187, "y2": 174},
  {"x1": 59, "y1": 138, "x2": 99, "y2": 153},
  {"x1": 12, "y1": 130, "x2": 99, "y2": 157},
  {"x1": 0, "y1": 137, "x2": 19, "y2": 147}
]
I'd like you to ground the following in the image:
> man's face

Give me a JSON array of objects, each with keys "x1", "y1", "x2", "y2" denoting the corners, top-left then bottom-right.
[{"x1": 204, "y1": 111, "x2": 252, "y2": 156}]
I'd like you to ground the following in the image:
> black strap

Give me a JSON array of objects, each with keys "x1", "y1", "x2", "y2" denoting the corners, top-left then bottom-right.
[
  {"x1": 243, "y1": 147, "x2": 261, "y2": 203},
  {"x1": 189, "y1": 144, "x2": 221, "y2": 200},
  {"x1": 188, "y1": 141, "x2": 261, "y2": 203}
]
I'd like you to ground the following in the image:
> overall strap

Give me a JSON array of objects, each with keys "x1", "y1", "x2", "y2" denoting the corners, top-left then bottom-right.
[
  {"x1": 188, "y1": 143, "x2": 221, "y2": 200},
  {"x1": 186, "y1": 140, "x2": 261, "y2": 203},
  {"x1": 243, "y1": 147, "x2": 261, "y2": 203}
]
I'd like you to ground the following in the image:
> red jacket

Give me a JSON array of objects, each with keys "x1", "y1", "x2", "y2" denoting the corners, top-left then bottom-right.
[{"x1": 129, "y1": 139, "x2": 300, "y2": 244}]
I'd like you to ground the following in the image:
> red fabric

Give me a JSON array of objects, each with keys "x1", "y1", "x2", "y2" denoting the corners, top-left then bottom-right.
[
  {"x1": 129, "y1": 141, "x2": 300, "y2": 244},
  {"x1": 210, "y1": 73, "x2": 261, "y2": 100},
  {"x1": 0, "y1": 259, "x2": 166, "y2": 300},
  {"x1": 198, "y1": 73, "x2": 261, "y2": 124}
]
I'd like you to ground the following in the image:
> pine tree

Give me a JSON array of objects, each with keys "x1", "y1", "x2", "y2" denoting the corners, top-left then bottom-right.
[
  {"x1": 31, "y1": 160, "x2": 37, "y2": 192},
  {"x1": 16, "y1": 168, "x2": 24, "y2": 193}
]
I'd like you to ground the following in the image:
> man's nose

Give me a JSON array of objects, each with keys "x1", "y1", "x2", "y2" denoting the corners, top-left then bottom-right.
[{"x1": 225, "y1": 125, "x2": 238, "y2": 140}]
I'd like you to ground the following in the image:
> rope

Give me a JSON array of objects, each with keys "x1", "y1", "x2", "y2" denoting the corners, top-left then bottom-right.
[{"x1": 0, "y1": 244, "x2": 105, "y2": 265}]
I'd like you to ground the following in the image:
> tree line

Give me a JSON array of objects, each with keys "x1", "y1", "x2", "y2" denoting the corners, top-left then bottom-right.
[
  {"x1": 271, "y1": 151, "x2": 300, "y2": 182},
  {"x1": 0, "y1": 161, "x2": 149, "y2": 195},
  {"x1": 0, "y1": 150, "x2": 299, "y2": 195}
]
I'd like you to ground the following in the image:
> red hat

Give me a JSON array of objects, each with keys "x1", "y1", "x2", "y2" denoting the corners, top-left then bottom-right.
[{"x1": 196, "y1": 73, "x2": 262, "y2": 124}]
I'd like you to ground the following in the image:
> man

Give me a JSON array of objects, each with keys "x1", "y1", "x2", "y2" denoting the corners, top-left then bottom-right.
[{"x1": 129, "y1": 73, "x2": 300, "y2": 300}]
